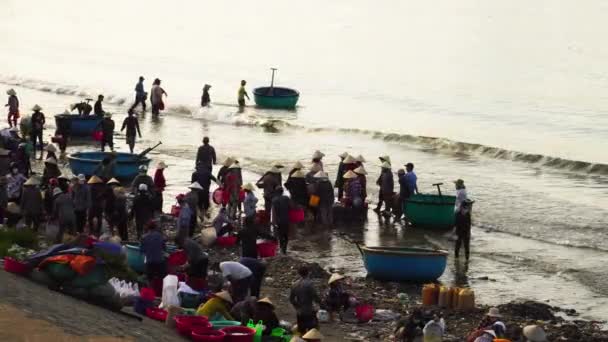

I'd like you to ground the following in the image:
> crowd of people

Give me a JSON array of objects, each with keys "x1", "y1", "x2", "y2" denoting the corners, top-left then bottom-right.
[{"x1": 3, "y1": 85, "x2": 489, "y2": 341}]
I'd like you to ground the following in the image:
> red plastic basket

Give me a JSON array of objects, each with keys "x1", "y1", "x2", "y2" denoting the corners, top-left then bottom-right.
[
  {"x1": 192, "y1": 328, "x2": 225, "y2": 342},
  {"x1": 168, "y1": 250, "x2": 187, "y2": 266},
  {"x1": 216, "y1": 235, "x2": 238, "y2": 247},
  {"x1": 170, "y1": 205, "x2": 181, "y2": 217},
  {"x1": 355, "y1": 304, "x2": 374, "y2": 323},
  {"x1": 3, "y1": 257, "x2": 30, "y2": 275},
  {"x1": 175, "y1": 315, "x2": 210, "y2": 336},
  {"x1": 146, "y1": 307, "x2": 168, "y2": 321},
  {"x1": 257, "y1": 241, "x2": 278, "y2": 258},
  {"x1": 140, "y1": 287, "x2": 156, "y2": 301},
  {"x1": 92, "y1": 130, "x2": 104, "y2": 142}
]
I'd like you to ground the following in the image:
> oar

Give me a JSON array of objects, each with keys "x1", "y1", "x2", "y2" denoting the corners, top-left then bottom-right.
[
  {"x1": 137, "y1": 141, "x2": 162, "y2": 159},
  {"x1": 433, "y1": 182, "x2": 444, "y2": 197}
]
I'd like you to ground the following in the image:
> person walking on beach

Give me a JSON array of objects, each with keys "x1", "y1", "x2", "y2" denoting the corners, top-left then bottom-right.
[
  {"x1": 150, "y1": 78, "x2": 167, "y2": 115},
  {"x1": 374, "y1": 160, "x2": 393, "y2": 215},
  {"x1": 271, "y1": 186, "x2": 291, "y2": 254},
  {"x1": 94, "y1": 94, "x2": 105, "y2": 116},
  {"x1": 30, "y1": 105, "x2": 46, "y2": 159},
  {"x1": 130, "y1": 184, "x2": 154, "y2": 239},
  {"x1": 237, "y1": 80, "x2": 250, "y2": 108},
  {"x1": 201, "y1": 84, "x2": 211, "y2": 107},
  {"x1": 71, "y1": 174, "x2": 89, "y2": 233},
  {"x1": 130, "y1": 76, "x2": 147, "y2": 112},
  {"x1": 97, "y1": 113, "x2": 115, "y2": 152},
  {"x1": 5, "y1": 89, "x2": 19, "y2": 128},
  {"x1": 290, "y1": 265, "x2": 321, "y2": 335},
  {"x1": 121, "y1": 109, "x2": 141, "y2": 153},
  {"x1": 196, "y1": 136, "x2": 216, "y2": 171}
]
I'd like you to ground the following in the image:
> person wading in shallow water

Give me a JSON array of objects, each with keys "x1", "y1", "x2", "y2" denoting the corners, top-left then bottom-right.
[
  {"x1": 30, "y1": 105, "x2": 46, "y2": 160},
  {"x1": 5, "y1": 89, "x2": 19, "y2": 128},
  {"x1": 201, "y1": 84, "x2": 211, "y2": 107},
  {"x1": 121, "y1": 109, "x2": 141, "y2": 153},
  {"x1": 130, "y1": 76, "x2": 147, "y2": 112},
  {"x1": 196, "y1": 136, "x2": 216, "y2": 171},
  {"x1": 237, "y1": 80, "x2": 250, "y2": 108},
  {"x1": 150, "y1": 78, "x2": 167, "y2": 115}
]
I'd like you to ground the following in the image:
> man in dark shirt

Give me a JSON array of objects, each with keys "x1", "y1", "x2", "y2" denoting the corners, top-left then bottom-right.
[
  {"x1": 191, "y1": 166, "x2": 217, "y2": 213},
  {"x1": 30, "y1": 104, "x2": 46, "y2": 159},
  {"x1": 121, "y1": 109, "x2": 142, "y2": 153},
  {"x1": 289, "y1": 266, "x2": 320, "y2": 335},
  {"x1": 271, "y1": 186, "x2": 291, "y2": 254},
  {"x1": 93, "y1": 94, "x2": 105, "y2": 116},
  {"x1": 130, "y1": 76, "x2": 147, "y2": 112},
  {"x1": 97, "y1": 113, "x2": 115, "y2": 152},
  {"x1": 195, "y1": 137, "x2": 216, "y2": 171},
  {"x1": 239, "y1": 257, "x2": 267, "y2": 298}
]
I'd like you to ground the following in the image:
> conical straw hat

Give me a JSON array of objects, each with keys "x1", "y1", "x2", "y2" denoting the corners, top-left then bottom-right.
[
  {"x1": 354, "y1": 166, "x2": 367, "y2": 175},
  {"x1": 106, "y1": 178, "x2": 121, "y2": 185},
  {"x1": 343, "y1": 155, "x2": 356, "y2": 164},
  {"x1": 355, "y1": 154, "x2": 366, "y2": 163},
  {"x1": 302, "y1": 328, "x2": 324, "y2": 340},
  {"x1": 292, "y1": 161, "x2": 304, "y2": 169},
  {"x1": 87, "y1": 175, "x2": 103, "y2": 184},
  {"x1": 291, "y1": 170, "x2": 305, "y2": 178},
  {"x1": 381, "y1": 161, "x2": 391, "y2": 169},
  {"x1": 328, "y1": 273, "x2": 345, "y2": 284},
  {"x1": 215, "y1": 291, "x2": 233, "y2": 304},
  {"x1": 343, "y1": 170, "x2": 358, "y2": 179},
  {"x1": 257, "y1": 297, "x2": 274, "y2": 308},
  {"x1": 312, "y1": 150, "x2": 325, "y2": 159}
]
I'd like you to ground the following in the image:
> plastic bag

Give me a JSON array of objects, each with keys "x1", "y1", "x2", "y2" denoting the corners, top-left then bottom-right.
[
  {"x1": 109, "y1": 277, "x2": 140, "y2": 299},
  {"x1": 200, "y1": 227, "x2": 217, "y2": 247},
  {"x1": 160, "y1": 275, "x2": 180, "y2": 309}
]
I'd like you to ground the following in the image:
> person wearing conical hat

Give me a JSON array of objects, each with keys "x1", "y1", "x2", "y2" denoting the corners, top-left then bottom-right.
[
  {"x1": 201, "y1": 84, "x2": 212, "y2": 107},
  {"x1": 121, "y1": 108, "x2": 142, "y2": 154},
  {"x1": 52, "y1": 186, "x2": 76, "y2": 243},
  {"x1": 70, "y1": 175, "x2": 89, "y2": 234},
  {"x1": 343, "y1": 170, "x2": 364, "y2": 209},
  {"x1": 86, "y1": 175, "x2": 106, "y2": 235},
  {"x1": 223, "y1": 162, "x2": 242, "y2": 219},
  {"x1": 355, "y1": 154, "x2": 366, "y2": 165},
  {"x1": 96, "y1": 108, "x2": 115, "y2": 152},
  {"x1": 216, "y1": 156, "x2": 234, "y2": 185},
  {"x1": 305, "y1": 163, "x2": 322, "y2": 184},
  {"x1": 290, "y1": 266, "x2": 322, "y2": 335},
  {"x1": 6, "y1": 88, "x2": 19, "y2": 128},
  {"x1": 302, "y1": 328, "x2": 324, "y2": 341},
  {"x1": 523, "y1": 325, "x2": 547, "y2": 342},
  {"x1": 196, "y1": 290, "x2": 234, "y2": 320},
  {"x1": 288, "y1": 160, "x2": 305, "y2": 178},
  {"x1": 255, "y1": 166, "x2": 281, "y2": 215},
  {"x1": 103, "y1": 177, "x2": 121, "y2": 234},
  {"x1": 379, "y1": 155, "x2": 391, "y2": 165},
  {"x1": 41, "y1": 157, "x2": 61, "y2": 187},
  {"x1": 241, "y1": 182, "x2": 258, "y2": 229},
  {"x1": 285, "y1": 169, "x2": 308, "y2": 207},
  {"x1": 153, "y1": 161, "x2": 167, "y2": 213},
  {"x1": 248, "y1": 297, "x2": 280, "y2": 335},
  {"x1": 131, "y1": 183, "x2": 154, "y2": 239},
  {"x1": 324, "y1": 273, "x2": 351, "y2": 322},
  {"x1": 311, "y1": 150, "x2": 325, "y2": 171},
  {"x1": 314, "y1": 171, "x2": 334, "y2": 226},
  {"x1": 373, "y1": 161, "x2": 394, "y2": 215},
  {"x1": 30, "y1": 104, "x2": 46, "y2": 159},
  {"x1": 43, "y1": 143, "x2": 58, "y2": 161},
  {"x1": 21, "y1": 176, "x2": 43, "y2": 232}
]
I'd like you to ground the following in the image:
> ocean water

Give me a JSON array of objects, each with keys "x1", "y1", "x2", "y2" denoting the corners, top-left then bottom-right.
[{"x1": 1, "y1": 0, "x2": 608, "y2": 320}]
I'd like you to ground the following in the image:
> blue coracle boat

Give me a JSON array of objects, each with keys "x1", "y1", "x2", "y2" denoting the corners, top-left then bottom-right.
[
  {"x1": 357, "y1": 245, "x2": 448, "y2": 282},
  {"x1": 55, "y1": 114, "x2": 102, "y2": 137},
  {"x1": 68, "y1": 152, "x2": 150, "y2": 180}
]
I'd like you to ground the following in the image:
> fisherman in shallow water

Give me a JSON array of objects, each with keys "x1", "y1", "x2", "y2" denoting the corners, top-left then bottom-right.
[
  {"x1": 201, "y1": 84, "x2": 211, "y2": 107},
  {"x1": 29, "y1": 105, "x2": 46, "y2": 159},
  {"x1": 129, "y1": 76, "x2": 147, "y2": 112},
  {"x1": 121, "y1": 109, "x2": 141, "y2": 153},
  {"x1": 453, "y1": 179, "x2": 474, "y2": 260},
  {"x1": 97, "y1": 113, "x2": 115, "y2": 152},
  {"x1": 94, "y1": 94, "x2": 105, "y2": 116},
  {"x1": 5, "y1": 89, "x2": 19, "y2": 128},
  {"x1": 237, "y1": 80, "x2": 250, "y2": 108},
  {"x1": 150, "y1": 78, "x2": 167, "y2": 115}
]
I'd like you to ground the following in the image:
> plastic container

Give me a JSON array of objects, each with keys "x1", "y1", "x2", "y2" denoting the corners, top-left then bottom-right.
[
  {"x1": 211, "y1": 320, "x2": 242, "y2": 330},
  {"x1": 192, "y1": 328, "x2": 226, "y2": 342},
  {"x1": 3, "y1": 257, "x2": 31, "y2": 275},
  {"x1": 457, "y1": 288, "x2": 475, "y2": 311},
  {"x1": 355, "y1": 304, "x2": 374, "y2": 323},
  {"x1": 170, "y1": 205, "x2": 181, "y2": 217},
  {"x1": 140, "y1": 287, "x2": 156, "y2": 301},
  {"x1": 450, "y1": 287, "x2": 461, "y2": 309},
  {"x1": 257, "y1": 241, "x2": 278, "y2": 258},
  {"x1": 422, "y1": 283, "x2": 439, "y2": 306},
  {"x1": 175, "y1": 315, "x2": 211, "y2": 336},
  {"x1": 288, "y1": 208, "x2": 305, "y2": 223},
  {"x1": 438, "y1": 286, "x2": 450, "y2": 308},
  {"x1": 92, "y1": 130, "x2": 103, "y2": 141},
  {"x1": 220, "y1": 326, "x2": 256, "y2": 342},
  {"x1": 126, "y1": 244, "x2": 145, "y2": 273},
  {"x1": 246, "y1": 320, "x2": 263, "y2": 342},
  {"x1": 167, "y1": 250, "x2": 187, "y2": 266},
  {"x1": 213, "y1": 188, "x2": 224, "y2": 205},
  {"x1": 216, "y1": 235, "x2": 238, "y2": 247},
  {"x1": 146, "y1": 307, "x2": 168, "y2": 321}
]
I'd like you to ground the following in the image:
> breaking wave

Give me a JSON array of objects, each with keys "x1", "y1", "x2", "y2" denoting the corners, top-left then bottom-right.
[{"x1": 2, "y1": 75, "x2": 606, "y2": 176}]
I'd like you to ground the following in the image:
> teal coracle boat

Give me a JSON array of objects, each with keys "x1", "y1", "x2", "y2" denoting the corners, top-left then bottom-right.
[
  {"x1": 357, "y1": 245, "x2": 448, "y2": 281},
  {"x1": 404, "y1": 183, "x2": 456, "y2": 229},
  {"x1": 55, "y1": 114, "x2": 102, "y2": 137},
  {"x1": 253, "y1": 68, "x2": 299, "y2": 109}
]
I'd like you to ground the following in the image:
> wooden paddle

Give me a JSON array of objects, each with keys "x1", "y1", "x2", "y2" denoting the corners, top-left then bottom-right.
[{"x1": 137, "y1": 141, "x2": 162, "y2": 159}]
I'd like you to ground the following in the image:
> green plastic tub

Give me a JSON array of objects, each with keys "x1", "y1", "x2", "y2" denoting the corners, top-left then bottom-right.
[
  {"x1": 210, "y1": 320, "x2": 241, "y2": 330},
  {"x1": 404, "y1": 194, "x2": 456, "y2": 229}
]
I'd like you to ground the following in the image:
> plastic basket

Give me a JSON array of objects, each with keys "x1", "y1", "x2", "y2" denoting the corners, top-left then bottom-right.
[
  {"x1": 216, "y1": 235, "x2": 238, "y2": 247},
  {"x1": 257, "y1": 241, "x2": 278, "y2": 258},
  {"x1": 3, "y1": 257, "x2": 30, "y2": 275}
]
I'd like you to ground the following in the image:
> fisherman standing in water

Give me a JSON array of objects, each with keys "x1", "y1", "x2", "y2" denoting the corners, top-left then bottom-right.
[
  {"x1": 201, "y1": 84, "x2": 211, "y2": 107},
  {"x1": 5, "y1": 89, "x2": 19, "y2": 128},
  {"x1": 30, "y1": 105, "x2": 46, "y2": 159},
  {"x1": 94, "y1": 95, "x2": 105, "y2": 116},
  {"x1": 150, "y1": 78, "x2": 167, "y2": 115},
  {"x1": 237, "y1": 80, "x2": 250, "y2": 108},
  {"x1": 121, "y1": 109, "x2": 142, "y2": 153},
  {"x1": 130, "y1": 76, "x2": 147, "y2": 112}
]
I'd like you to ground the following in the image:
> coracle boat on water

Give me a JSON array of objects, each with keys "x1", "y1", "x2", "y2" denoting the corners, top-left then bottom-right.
[
  {"x1": 253, "y1": 68, "x2": 299, "y2": 109},
  {"x1": 55, "y1": 114, "x2": 102, "y2": 137},
  {"x1": 403, "y1": 183, "x2": 456, "y2": 229},
  {"x1": 357, "y1": 245, "x2": 448, "y2": 282},
  {"x1": 68, "y1": 152, "x2": 150, "y2": 180}
]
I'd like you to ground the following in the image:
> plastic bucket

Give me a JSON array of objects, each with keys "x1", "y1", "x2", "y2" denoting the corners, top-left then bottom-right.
[
  {"x1": 126, "y1": 244, "x2": 145, "y2": 273},
  {"x1": 92, "y1": 130, "x2": 103, "y2": 141},
  {"x1": 140, "y1": 287, "x2": 156, "y2": 301},
  {"x1": 167, "y1": 250, "x2": 187, "y2": 266},
  {"x1": 216, "y1": 236, "x2": 238, "y2": 247},
  {"x1": 220, "y1": 326, "x2": 256, "y2": 342},
  {"x1": 146, "y1": 307, "x2": 168, "y2": 321},
  {"x1": 192, "y1": 328, "x2": 226, "y2": 342},
  {"x1": 288, "y1": 208, "x2": 305, "y2": 223},
  {"x1": 3, "y1": 257, "x2": 31, "y2": 275},
  {"x1": 175, "y1": 315, "x2": 210, "y2": 336},
  {"x1": 257, "y1": 241, "x2": 278, "y2": 258},
  {"x1": 212, "y1": 188, "x2": 224, "y2": 205},
  {"x1": 355, "y1": 304, "x2": 374, "y2": 323}
]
